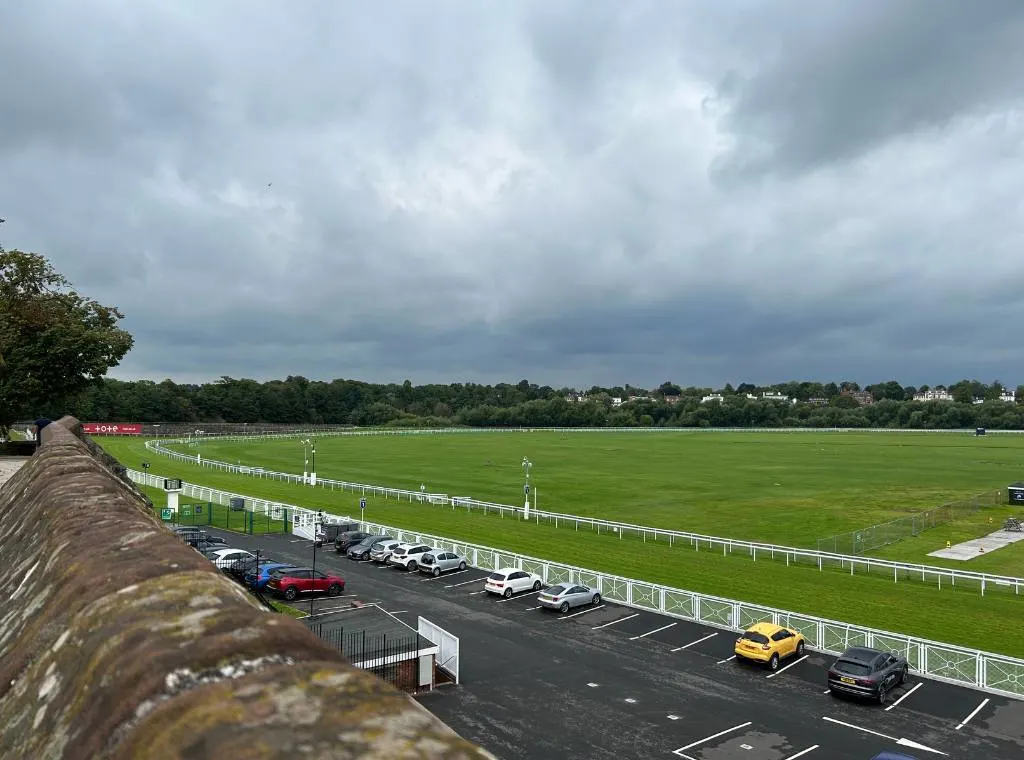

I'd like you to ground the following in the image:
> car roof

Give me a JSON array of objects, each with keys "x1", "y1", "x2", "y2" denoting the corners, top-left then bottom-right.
[
  {"x1": 746, "y1": 622, "x2": 784, "y2": 635},
  {"x1": 841, "y1": 646, "x2": 885, "y2": 663}
]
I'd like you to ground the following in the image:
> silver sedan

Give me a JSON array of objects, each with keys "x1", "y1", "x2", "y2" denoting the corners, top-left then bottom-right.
[
  {"x1": 537, "y1": 583, "x2": 601, "y2": 613},
  {"x1": 418, "y1": 550, "x2": 468, "y2": 577}
]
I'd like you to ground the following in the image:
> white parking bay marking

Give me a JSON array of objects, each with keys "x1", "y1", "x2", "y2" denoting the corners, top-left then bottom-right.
[
  {"x1": 821, "y1": 717, "x2": 948, "y2": 756},
  {"x1": 445, "y1": 577, "x2": 485, "y2": 588},
  {"x1": 468, "y1": 590, "x2": 487, "y2": 595},
  {"x1": 783, "y1": 746, "x2": 819, "y2": 759},
  {"x1": 671, "y1": 632, "x2": 717, "y2": 652},
  {"x1": 524, "y1": 606, "x2": 542, "y2": 611},
  {"x1": 955, "y1": 698, "x2": 989, "y2": 730},
  {"x1": 422, "y1": 569, "x2": 468, "y2": 582},
  {"x1": 556, "y1": 604, "x2": 605, "y2": 620},
  {"x1": 766, "y1": 654, "x2": 809, "y2": 679},
  {"x1": 592, "y1": 613, "x2": 638, "y2": 630},
  {"x1": 628, "y1": 622, "x2": 676, "y2": 640},
  {"x1": 673, "y1": 722, "x2": 752, "y2": 758},
  {"x1": 498, "y1": 589, "x2": 542, "y2": 603},
  {"x1": 717, "y1": 655, "x2": 736, "y2": 664},
  {"x1": 884, "y1": 682, "x2": 923, "y2": 712}
]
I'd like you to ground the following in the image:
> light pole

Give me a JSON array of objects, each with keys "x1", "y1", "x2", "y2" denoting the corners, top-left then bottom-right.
[
  {"x1": 522, "y1": 457, "x2": 532, "y2": 520},
  {"x1": 310, "y1": 512, "x2": 322, "y2": 618},
  {"x1": 300, "y1": 438, "x2": 317, "y2": 486},
  {"x1": 301, "y1": 439, "x2": 309, "y2": 484}
]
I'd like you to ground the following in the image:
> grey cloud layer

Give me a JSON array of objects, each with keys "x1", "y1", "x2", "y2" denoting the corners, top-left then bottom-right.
[{"x1": 1, "y1": 0, "x2": 1023, "y2": 389}]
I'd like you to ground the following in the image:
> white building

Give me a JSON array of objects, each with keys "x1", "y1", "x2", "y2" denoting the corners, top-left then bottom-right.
[
  {"x1": 1000, "y1": 390, "x2": 1016, "y2": 403},
  {"x1": 701, "y1": 393, "x2": 724, "y2": 404},
  {"x1": 762, "y1": 391, "x2": 796, "y2": 404},
  {"x1": 913, "y1": 389, "x2": 953, "y2": 402}
]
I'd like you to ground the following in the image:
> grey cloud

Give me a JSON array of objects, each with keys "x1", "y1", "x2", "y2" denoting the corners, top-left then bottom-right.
[{"x1": 2, "y1": 1, "x2": 1024, "y2": 392}]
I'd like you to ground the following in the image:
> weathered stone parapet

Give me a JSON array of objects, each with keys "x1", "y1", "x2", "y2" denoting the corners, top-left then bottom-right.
[{"x1": 0, "y1": 417, "x2": 493, "y2": 760}]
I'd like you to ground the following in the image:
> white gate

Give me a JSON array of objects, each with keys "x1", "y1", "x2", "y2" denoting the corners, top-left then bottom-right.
[{"x1": 418, "y1": 617, "x2": 459, "y2": 684}]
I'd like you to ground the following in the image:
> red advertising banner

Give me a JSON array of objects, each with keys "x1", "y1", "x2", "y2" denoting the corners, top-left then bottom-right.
[{"x1": 83, "y1": 423, "x2": 143, "y2": 436}]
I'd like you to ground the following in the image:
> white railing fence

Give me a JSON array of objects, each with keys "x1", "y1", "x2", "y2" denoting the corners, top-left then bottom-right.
[
  {"x1": 418, "y1": 618, "x2": 460, "y2": 684},
  {"x1": 129, "y1": 469, "x2": 1024, "y2": 701},
  {"x1": 142, "y1": 438, "x2": 1024, "y2": 598}
]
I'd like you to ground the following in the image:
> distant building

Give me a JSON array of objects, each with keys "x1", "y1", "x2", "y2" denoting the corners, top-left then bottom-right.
[
  {"x1": 806, "y1": 397, "x2": 829, "y2": 406},
  {"x1": 701, "y1": 393, "x2": 725, "y2": 404},
  {"x1": 762, "y1": 391, "x2": 795, "y2": 404},
  {"x1": 1000, "y1": 390, "x2": 1016, "y2": 403},
  {"x1": 663, "y1": 395, "x2": 682, "y2": 405},
  {"x1": 841, "y1": 390, "x2": 874, "y2": 406},
  {"x1": 913, "y1": 388, "x2": 953, "y2": 402},
  {"x1": 610, "y1": 397, "x2": 623, "y2": 407}
]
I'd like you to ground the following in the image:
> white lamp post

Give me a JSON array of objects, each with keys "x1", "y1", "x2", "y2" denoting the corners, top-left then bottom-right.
[{"x1": 522, "y1": 457, "x2": 532, "y2": 520}]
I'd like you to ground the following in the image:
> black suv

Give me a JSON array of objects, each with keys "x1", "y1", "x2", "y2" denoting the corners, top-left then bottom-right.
[
  {"x1": 827, "y1": 646, "x2": 909, "y2": 704},
  {"x1": 314, "y1": 521, "x2": 360, "y2": 548},
  {"x1": 334, "y1": 530, "x2": 371, "y2": 553}
]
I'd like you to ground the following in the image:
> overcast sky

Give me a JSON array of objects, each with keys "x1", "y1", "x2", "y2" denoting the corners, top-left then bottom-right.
[{"x1": 2, "y1": 1, "x2": 1023, "y2": 390}]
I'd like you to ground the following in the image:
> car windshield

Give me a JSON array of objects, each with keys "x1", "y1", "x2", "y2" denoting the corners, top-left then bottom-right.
[
  {"x1": 741, "y1": 631, "x2": 770, "y2": 645},
  {"x1": 834, "y1": 659, "x2": 873, "y2": 676}
]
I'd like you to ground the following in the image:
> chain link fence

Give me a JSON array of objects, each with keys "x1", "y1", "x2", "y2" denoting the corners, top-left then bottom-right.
[{"x1": 817, "y1": 489, "x2": 1007, "y2": 554}]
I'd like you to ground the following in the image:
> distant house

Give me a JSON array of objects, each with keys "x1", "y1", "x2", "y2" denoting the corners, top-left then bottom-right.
[
  {"x1": 610, "y1": 397, "x2": 623, "y2": 407},
  {"x1": 762, "y1": 391, "x2": 795, "y2": 404},
  {"x1": 1000, "y1": 390, "x2": 1016, "y2": 403},
  {"x1": 806, "y1": 397, "x2": 829, "y2": 406},
  {"x1": 913, "y1": 388, "x2": 953, "y2": 402},
  {"x1": 841, "y1": 390, "x2": 874, "y2": 406},
  {"x1": 662, "y1": 395, "x2": 682, "y2": 405},
  {"x1": 700, "y1": 393, "x2": 725, "y2": 404}
]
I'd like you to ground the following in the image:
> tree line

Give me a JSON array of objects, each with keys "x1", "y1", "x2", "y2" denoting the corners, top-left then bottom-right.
[{"x1": 37, "y1": 375, "x2": 1024, "y2": 430}]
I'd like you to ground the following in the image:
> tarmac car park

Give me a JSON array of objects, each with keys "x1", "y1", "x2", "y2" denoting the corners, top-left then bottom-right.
[{"x1": 180, "y1": 525, "x2": 1024, "y2": 760}]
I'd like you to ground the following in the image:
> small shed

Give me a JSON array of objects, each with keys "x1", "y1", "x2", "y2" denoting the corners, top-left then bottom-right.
[
  {"x1": 303, "y1": 604, "x2": 440, "y2": 692},
  {"x1": 1009, "y1": 482, "x2": 1024, "y2": 505}
]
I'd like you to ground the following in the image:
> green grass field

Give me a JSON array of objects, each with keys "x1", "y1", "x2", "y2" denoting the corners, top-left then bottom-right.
[{"x1": 97, "y1": 432, "x2": 1024, "y2": 658}]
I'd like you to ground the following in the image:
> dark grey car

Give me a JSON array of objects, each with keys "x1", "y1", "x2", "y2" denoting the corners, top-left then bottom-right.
[
  {"x1": 346, "y1": 535, "x2": 395, "y2": 560},
  {"x1": 827, "y1": 646, "x2": 909, "y2": 704}
]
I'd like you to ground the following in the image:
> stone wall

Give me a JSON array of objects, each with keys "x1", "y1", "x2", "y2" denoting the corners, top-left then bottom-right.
[{"x1": 0, "y1": 416, "x2": 493, "y2": 760}]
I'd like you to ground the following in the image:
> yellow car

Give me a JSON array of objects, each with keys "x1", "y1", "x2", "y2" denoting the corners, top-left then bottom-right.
[{"x1": 734, "y1": 622, "x2": 806, "y2": 671}]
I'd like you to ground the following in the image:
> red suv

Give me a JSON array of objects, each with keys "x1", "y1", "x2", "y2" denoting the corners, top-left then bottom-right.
[{"x1": 265, "y1": 567, "x2": 345, "y2": 601}]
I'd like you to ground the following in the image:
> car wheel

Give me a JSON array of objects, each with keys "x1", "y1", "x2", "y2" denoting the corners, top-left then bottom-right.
[
  {"x1": 592, "y1": 593, "x2": 602, "y2": 605},
  {"x1": 503, "y1": 587, "x2": 513, "y2": 599},
  {"x1": 877, "y1": 683, "x2": 888, "y2": 705},
  {"x1": 900, "y1": 665, "x2": 908, "y2": 685},
  {"x1": 769, "y1": 653, "x2": 780, "y2": 671},
  {"x1": 560, "y1": 602, "x2": 570, "y2": 613},
  {"x1": 795, "y1": 640, "x2": 805, "y2": 657},
  {"x1": 432, "y1": 567, "x2": 441, "y2": 577},
  {"x1": 532, "y1": 580, "x2": 542, "y2": 591},
  {"x1": 458, "y1": 561, "x2": 466, "y2": 571},
  {"x1": 283, "y1": 586, "x2": 297, "y2": 601},
  {"x1": 327, "y1": 584, "x2": 341, "y2": 597},
  {"x1": 407, "y1": 561, "x2": 416, "y2": 571}
]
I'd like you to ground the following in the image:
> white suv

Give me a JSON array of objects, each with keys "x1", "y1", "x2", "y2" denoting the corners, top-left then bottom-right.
[
  {"x1": 387, "y1": 543, "x2": 433, "y2": 570},
  {"x1": 484, "y1": 568, "x2": 543, "y2": 598}
]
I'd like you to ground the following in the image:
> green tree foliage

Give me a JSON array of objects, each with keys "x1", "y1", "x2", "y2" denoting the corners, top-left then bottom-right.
[
  {"x1": 0, "y1": 248, "x2": 133, "y2": 435},
  {"x1": 36, "y1": 373, "x2": 1024, "y2": 431}
]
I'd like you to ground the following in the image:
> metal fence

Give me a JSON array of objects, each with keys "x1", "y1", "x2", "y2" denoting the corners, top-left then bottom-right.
[
  {"x1": 817, "y1": 489, "x2": 1008, "y2": 554},
  {"x1": 128, "y1": 468, "x2": 1024, "y2": 700},
  {"x1": 304, "y1": 622, "x2": 421, "y2": 692},
  {"x1": 138, "y1": 440, "x2": 1024, "y2": 598}
]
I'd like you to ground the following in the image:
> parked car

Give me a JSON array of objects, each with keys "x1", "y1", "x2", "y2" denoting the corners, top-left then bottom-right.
[
  {"x1": 417, "y1": 551, "x2": 468, "y2": 577},
  {"x1": 244, "y1": 562, "x2": 298, "y2": 590},
  {"x1": 265, "y1": 567, "x2": 345, "y2": 601},
  {"x1": 346, "y1": 535, "x2": 395, "y2": 560},
  {"x1": 484, "y1": 568, "x2": 543, "y2": 598},
  {"x1": 334, "y1": 530, "x2": 371, "y2": 553},
  {"x1": 537, "y1": 583, "x2": 601, "y2": 612},
  {"x1": 315, "y1": 521, "x2": 360, "y2": 548},
  {"x1": 734, "y1": 622, "x2": 806, "y2": 671},
  {"x1": 172, "y1": 527, "x2": 226, "y2": 549},
  {"x1": 224, "y1": 555, "x2": 269, "y2": 583},
  {"x1": 369, "y1": 539, "x2": 402, "y2": 564},
  {"x1": 870, "y1": 753, "x2": 920, "y2": 760},
  {"x1": 204, "y1": 547, "x2": 257, "y2": 570},
  {"x1": 387, "y1": 543, "x2": 434, "y2": 570},
  {"x1": 827, "y1": 646, "x2": 909, "y2": 704}
]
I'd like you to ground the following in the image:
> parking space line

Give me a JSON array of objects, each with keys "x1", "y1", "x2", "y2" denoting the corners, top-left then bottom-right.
[
  {"x1": 717, "y1": 655, "x2": 736, "y2": 664},
  {"x1": 468, "y1": 590, "x2": 487, "y2": 595},
  {"x1": 820, "y1": 716, "x2": 948, "y2": 756},
  {"x1": 628, "y1": 622, "x2": 676, "y2": 640},
  {"x1": 766, "y1": 654, "x2": 809, "y2": 679},
  {"x1": 671, "y1": 632, "x2": 717, "y2": 652},
  {"x1": 592, "y1": 613, "x2": 638, "y2": 630},
  {"x1": 557, "y1": 604, "x2": 605, "y2": 620},
  {"x1": 497, "y1": 590, "x2": 541, "y2": 603},
  {"x1": 955, "y1": 698, "x2": 990, "y2": 730},
  {"x1": 422, "y1": 569, "x2": 468, "y2": 582},
  {"x1": 783, "y1": 746, "x2": 819, "y2": 759},
  {"x1": 445, "y1": 577, "x2": 485, "y2": 588},
  {"x1": 523, "y1": 606, "x2": 541, "y2": 611},
  {"x1": 884, "y1": 681, "x2": 922, "y2": 711},
  {"x1": 672, "y1": 722, "x2": 752, "y2": 757}
]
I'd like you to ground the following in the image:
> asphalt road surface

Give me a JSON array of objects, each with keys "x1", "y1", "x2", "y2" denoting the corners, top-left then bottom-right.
[{"x1": 205, "y1": 528, "x2": 1024, "y2": 760}]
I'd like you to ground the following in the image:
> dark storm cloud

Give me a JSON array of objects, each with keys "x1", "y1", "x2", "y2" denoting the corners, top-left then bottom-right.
[{"x1": 1, "y1": 0, "x2": 1023, "y2": 391}]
